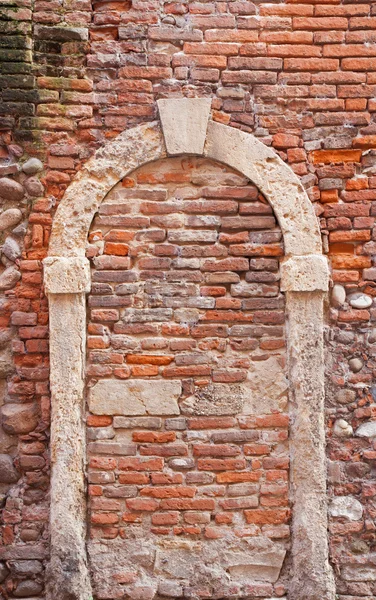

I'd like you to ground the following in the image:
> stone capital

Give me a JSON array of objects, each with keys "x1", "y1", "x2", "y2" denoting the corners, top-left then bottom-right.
[
  {"x1": 43, "y1": 256, "x2": 91, "y2": 294},
  {"x1": 280, "y1": 255, "x2": 329, "y2": 292}
]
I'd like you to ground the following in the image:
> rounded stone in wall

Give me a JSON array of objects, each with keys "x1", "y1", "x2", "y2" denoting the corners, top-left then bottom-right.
[
  {"x1": 14, "y1": 580, "x2": 43, "y2": 597},
  {"x1": 1, "y1": 403, "x2": 39, "y2": 435},
  {"x1": 0, "y1": 454, "x2": 19, "y2": 483},
  {"x1": 0, "y1": 208, "x2": 22, "y2": 231},
  {"x1": 0, "y1": 177, "x2": 24, "y2": 201},
  {"x1": 22, "y1": 157, "x2": 43, "y2": 175},
  {"x1": 0, "y1": 267, "x2": 21, "y2": 290}
]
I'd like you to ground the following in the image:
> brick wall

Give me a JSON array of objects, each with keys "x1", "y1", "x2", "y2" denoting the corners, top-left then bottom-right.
[
  {"x1": 1, "y1": 0, "x2": 376, "y2": 598},
  {"x1": 86, "y1": 157, "x2": 289, "y2": 597}
]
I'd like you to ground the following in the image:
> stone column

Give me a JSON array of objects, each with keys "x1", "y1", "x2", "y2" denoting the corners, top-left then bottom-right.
[
  {"x1": 43, "y1": 257, "x2": 92, "y2": 600},
  {"x1": 281, "y1": 256, "x2": 335, "y2": 600}
]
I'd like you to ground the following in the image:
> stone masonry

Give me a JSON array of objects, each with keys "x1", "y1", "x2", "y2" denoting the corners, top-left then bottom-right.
[{"x1": 0, "y1": 0, "x2": 376, "y2": 599}]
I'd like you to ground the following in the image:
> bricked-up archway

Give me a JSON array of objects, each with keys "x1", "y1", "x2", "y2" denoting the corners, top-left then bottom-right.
[{"x1": 43, "y1": 99, "x2": 332, "y2": 600}]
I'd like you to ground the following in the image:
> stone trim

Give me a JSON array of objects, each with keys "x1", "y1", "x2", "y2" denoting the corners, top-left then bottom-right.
[
  {"x1": 44, "y1": 257, "x2": 91, "y2": 294},
  {"x1": 157, "y1": 98, "x2": 212, "y2": 155},
  {"x1": 281, "y1": 255, "x2": 329, "y2": 293},
  {"x1": 44, "y1": 99, "x2": 334, "y2": 600}
]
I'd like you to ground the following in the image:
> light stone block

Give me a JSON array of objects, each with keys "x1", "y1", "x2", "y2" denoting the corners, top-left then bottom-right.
[
  {"x1": 44, "y1": 256, "x2": 91, "y2": 294},
  {"x1": 89, "y1": 379, "x2": 181, "y2": 416},
  {"x1": 157, "y1": 98, "x2": 212, "y2": 156},
  {"x1": 280, "y1": 255, "x2": 329, "y2": 292},
  {"x1": 329, "y1": 496, "x2": 363, "y2": 521}
]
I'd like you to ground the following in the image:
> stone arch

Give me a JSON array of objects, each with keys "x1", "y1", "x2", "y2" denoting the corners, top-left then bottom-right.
[{"x1": 43, "y1": 99, "x2": 333, "y2": 600}]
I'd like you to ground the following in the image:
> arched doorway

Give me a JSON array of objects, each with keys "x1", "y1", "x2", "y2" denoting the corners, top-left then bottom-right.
[{"x1": 44, "y1": 99, "x2": 333, "y2": 600}]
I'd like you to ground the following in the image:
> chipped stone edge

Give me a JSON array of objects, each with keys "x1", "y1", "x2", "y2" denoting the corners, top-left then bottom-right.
[{"x1": 45, "y1": 98, "x2": 334, "y2": 600}]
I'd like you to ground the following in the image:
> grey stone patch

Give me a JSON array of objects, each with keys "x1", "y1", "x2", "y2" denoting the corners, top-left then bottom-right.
[
  {"x1": 89, "y1": 379, "x2": 181, "y2": 416},
  {"x1": 331, "y1": 284, "x2": 346, "y2": 308},
  {"x1": 174, "y1": 308, "x2": 200, "y2": 324},
  {"x1": 333, "y1": 419, "x2": 353, "y2": 438},
  {"x1": 169, "y1": 458, "x2": 195, "y2": 469},
  {"x1": 158, "y1": 581, "x2": 183, "y2": 597},
  {"x1": 22, "y1": 158, "x2": 43, "y2": 175},
  {"x1": 122, "y1": 308, "x2": 173, "y2": 323},
  {"x1": 0, "y1": 267, "x2": 21, "y2": 290},
  {"x1": 8, "y1": 560, "x2": 43, "y2": 575},
  {"x1": 34, "y1": 24, "x2": 88, "y2": 41},
  {"x1": 0, "y1": 454, "x2": 19, "y2": 483},
  {"x1": 348, "y1": 293, "x2": 372, "y2": 309},
  {"x1": 2, "y1": 237, "x2": 21, "y2": 262},
  {"x1": 87, "y1": 426, "x2": 115, "y2": 441},
  {"x1": 0, "y1": 177, "x2": 24, "y2": 201},
  {"x1": 181, "y1": 383, "x2": 244, "y2": 416},
  {"x1": 113, "y1": 416, "x2": 162, "y2": 429},
  {"x1": 0, "y1": 209, "x2": 22, "y2": 231},
  {"x1": 329, "y1": 496, "x2": 363, "y2": 521},
  {"x1": 224, "y1": 538, "x2": 286, "y2": 583},
  {"x1": 355, "y1": 421, "x2": 376, "y2": 439},
  {"x1": 243, "y1": 357, "x2": 288, "y2": 415},
  {"x1": 11, "y1": 221, "x2": 27, "y2": 238}
]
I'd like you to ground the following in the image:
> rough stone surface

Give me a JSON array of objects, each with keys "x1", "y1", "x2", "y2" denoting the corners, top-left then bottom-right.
[
  {"x1": 1, "y1": 403, "x2": 39, "y2": 435},
  {"x1": 43, "y1": 256, "x2": 91, "y2": 294},
  {"x1": 2, "y1": 237, "x2": 21, "y2": 262},
  {"x1": 280, "y1": 255, "x2": 329, "y2": 292},
  {"x1": 348, "y1": 358, "x2": 363, "y2": 373},
  {"x1": 89, "y1": 379, "x2": 181, "y2": 416},
  {"x1": 24, "y1": 177, "x2": 44, "y2": 197},
  {"x1": 0, "y1": 267, "x2": 21, "y2": 290},
  {"x1": 329, "y1": 496, "x2": 363, "y2": 521},
  {"x1": 355, "y1": 422, "x2": 376, "y2": 439},
  {"x1": 333, "y1": 419, "x2": 353, "y2": 438},
  {"x1": 0, "y1": 454, "x2": 19, "y2": 483}
]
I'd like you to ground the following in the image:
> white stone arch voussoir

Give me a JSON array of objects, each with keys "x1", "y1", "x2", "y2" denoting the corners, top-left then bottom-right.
[{"x1": 43, "y1": 98, "x2": 334, "y2": 600}]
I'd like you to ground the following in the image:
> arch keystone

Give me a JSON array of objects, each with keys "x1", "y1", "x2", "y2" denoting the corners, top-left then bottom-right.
[{"x1": 157, "y1": 98, "x2": 212, "y2": 155}]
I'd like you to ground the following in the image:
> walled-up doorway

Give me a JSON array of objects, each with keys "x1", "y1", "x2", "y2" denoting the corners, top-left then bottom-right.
[
  {"x1": 44, "y1": 99, "x2": 333, "y2": 600},
  {"x1": 86, "y1": 156, "x2": 289, "y2": 598}
]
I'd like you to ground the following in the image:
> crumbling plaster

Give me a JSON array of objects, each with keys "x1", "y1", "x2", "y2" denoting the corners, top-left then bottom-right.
[{"x1": 43, "y1": 99, "x2": 333, "y2": 600}]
